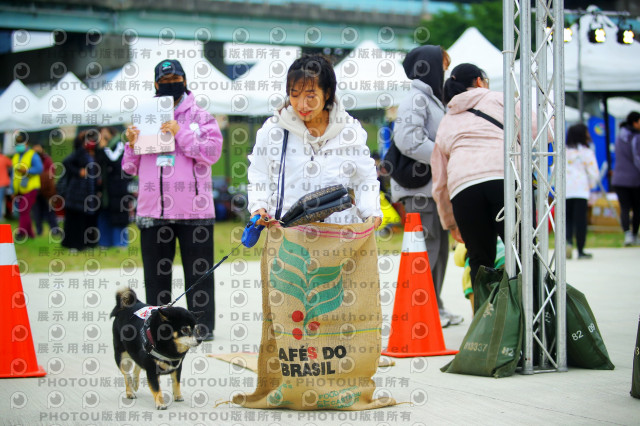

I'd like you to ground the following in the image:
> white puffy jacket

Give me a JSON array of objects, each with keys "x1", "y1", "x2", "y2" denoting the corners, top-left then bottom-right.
[{"x1": 248, "y1": 102, "x2": 381, "y2": 225}]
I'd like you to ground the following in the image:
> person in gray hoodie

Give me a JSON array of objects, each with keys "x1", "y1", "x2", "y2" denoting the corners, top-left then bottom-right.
[
  {"x1": 390, "y1": 45, "x2": 463, "y2": 327},
  {"x1": 611, "y1": 111, "x2": 640, "y2": 246}
]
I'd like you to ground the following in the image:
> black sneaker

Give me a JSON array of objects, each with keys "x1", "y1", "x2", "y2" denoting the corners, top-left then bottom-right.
[{"x1": 577, "y1": 252, "x2": 593, "y2": 259}]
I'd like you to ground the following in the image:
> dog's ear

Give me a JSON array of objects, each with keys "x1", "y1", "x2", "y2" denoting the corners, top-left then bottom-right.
[{"x1": 191, "y1": 311, "x2": 205, "y2": 320}]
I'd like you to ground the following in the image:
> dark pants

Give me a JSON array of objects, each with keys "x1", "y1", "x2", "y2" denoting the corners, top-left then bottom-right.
[
  {"x1": 140, "y1": 223, "x2": 215, "y2": 334},
  {"x1": 451, "y1": 180, "x2": 505, "y2": 288},
  {"x1": 32, "y1": 193, "x2": 59, "y2": 235},
  {"x1": 62, "y1": 209, "x2": 98, "y2": 250},
  {"x1": 401, "y1": 196, "x2": 448, "y2": 310},
  {"x1": 97, "y1": 211, "x2": 128, "y2": 247},
  {"x1": 614, "y1": 186, "x2": 640, "y2": 234},
  {"x1": 566, "y1": 198, "x2": 588, "y2": 253}
]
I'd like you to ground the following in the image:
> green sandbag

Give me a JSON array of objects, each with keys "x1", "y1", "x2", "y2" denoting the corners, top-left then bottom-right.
[
  {"x1": 473, "y1": 266, "x2": 503, "y2": 314},
  {"x1": 632, "y1": 315, "x2": 640, "y2": 398},
  {"x1": 543, "y1": 277, "x2": 614, "y2": 370},
  {"x1": 441, "y1": 272, "x2": 523, "y2": 378},
  {"x1": 565, "y1": 284, "x2": 614, "y2": 370}
]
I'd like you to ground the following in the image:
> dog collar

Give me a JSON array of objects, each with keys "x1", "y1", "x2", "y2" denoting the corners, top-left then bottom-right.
[{"x1": 140, "y1": 310, "x2": 184, "y2": 364}]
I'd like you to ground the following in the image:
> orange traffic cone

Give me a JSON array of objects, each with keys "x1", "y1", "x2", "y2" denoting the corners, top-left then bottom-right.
[
  {"x1": 382, "y1": 213, "x2": 458, "y2": 358},
  {"x1": 0, "y1": 224, "x2": 46, "y2": 378}
]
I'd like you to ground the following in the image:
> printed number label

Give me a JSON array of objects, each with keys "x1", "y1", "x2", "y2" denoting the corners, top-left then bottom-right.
[
  {"x1": 463, "y1": 342, "x2": 489, "y2": 352},
  {"x1": 636, "y1": 347, "x2": 639, "y2": 356},
  {"x1": 588, "y1": 323, "x2": 596, "y2": 333},
  {"x1": 571, "y1": 330, "x2": 584, "y2": 341},
  {"x1": 501, "y1": 347, "x2": 515, "y2": 357}
]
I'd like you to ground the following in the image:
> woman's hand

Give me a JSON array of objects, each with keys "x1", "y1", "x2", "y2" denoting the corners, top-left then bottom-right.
[
  {"x1": 126, "y1": 126, "x2": 140, "y2": 148},
  {"x1": 450, "y1": 226, "x2": 464, "y2": 244},
  {"x1": 373, "y1": 216, "x2": 382, "y2": 229},
  {"x1": 161, "y1": 120, "x2": 180, "y2": 136},
  {"x1": 79, "y1": 168, "x2": 87, "y2": 178},
  {"x1": 252, "y1": 209, "x2": 272, "y2": 227}
]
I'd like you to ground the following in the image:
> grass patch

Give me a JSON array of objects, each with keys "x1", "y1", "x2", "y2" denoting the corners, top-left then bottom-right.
[
  {"x1": 11, "y1": 216, "x2": 626, "y2": 274},
  {"x1": 12, "y1": 218, "x2": 405, "y2": 273}
]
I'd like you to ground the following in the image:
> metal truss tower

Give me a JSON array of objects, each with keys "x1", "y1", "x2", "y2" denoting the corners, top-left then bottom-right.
[{"x1": 503, "y1": 0, "x2": 567, "y2": 373}]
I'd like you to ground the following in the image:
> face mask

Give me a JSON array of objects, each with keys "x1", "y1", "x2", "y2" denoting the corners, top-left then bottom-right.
[
  {"x1": 156, "y1": 82, "x2": 186, "y2": 101},
  {"x1": 85, "y1": 142, "x2": 97, "y2": 150},
  {"x1": 15, "y1": 144, "x2": 26, "y2": 154}
]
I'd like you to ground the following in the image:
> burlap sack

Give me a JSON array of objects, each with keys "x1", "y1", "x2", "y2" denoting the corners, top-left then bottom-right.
[{"x1": 233, "y1": 221, "x2": 395, "y2": 410}]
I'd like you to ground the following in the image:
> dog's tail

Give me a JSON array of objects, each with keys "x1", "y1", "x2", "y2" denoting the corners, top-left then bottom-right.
[{"x1": 110, "y1": 287, "x2": 138, "y2": 318}]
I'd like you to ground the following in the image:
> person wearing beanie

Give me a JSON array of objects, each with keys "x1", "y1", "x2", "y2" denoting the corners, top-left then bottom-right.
[
  {"x1": 122, "y1": 59, "x2": 223, "y2": 341},
  {"x1": 390, "y1": 45, "x2": 463, "y2": 327},
  {"x1": 611, "y1": 111, "x2": 640, "y2": 246}
]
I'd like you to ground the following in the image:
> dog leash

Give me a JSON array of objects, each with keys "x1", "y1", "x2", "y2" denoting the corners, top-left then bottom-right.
[{"x1": 162, "y1": 241, "x2": 244, "y2": 309}]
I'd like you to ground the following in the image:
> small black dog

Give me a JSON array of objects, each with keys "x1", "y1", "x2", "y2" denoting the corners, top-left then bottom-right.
[{"x1": 110, "y1": 287, "x2": 204, "y2": 409}]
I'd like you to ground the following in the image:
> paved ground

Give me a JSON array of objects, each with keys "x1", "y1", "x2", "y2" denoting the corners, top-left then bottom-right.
[{"x1": 1, "y1": 247, "x2": 639, "y2": 425}]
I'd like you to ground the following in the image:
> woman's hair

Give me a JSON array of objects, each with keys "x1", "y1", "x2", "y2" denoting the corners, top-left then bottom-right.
[
  {"x1": 443, "y1": 63, "x2": 487, "y2": 105},
  {"x1": 566, "y1": 123, "x2": 590, "y2": 148},
  {"x1": 285, "y1": 54, "x2": 336, "y2": 110},
  {"x1": 621, "y1": 111, "x2": 640, "y2": 129},
  {"x1": 441, "y1": 47, "x2": 451, "y2": 70}
]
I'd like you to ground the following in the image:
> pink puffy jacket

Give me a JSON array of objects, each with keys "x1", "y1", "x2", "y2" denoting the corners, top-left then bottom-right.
[{"x1": 122, "y1": 93, "x2": 223, "y2": 219}]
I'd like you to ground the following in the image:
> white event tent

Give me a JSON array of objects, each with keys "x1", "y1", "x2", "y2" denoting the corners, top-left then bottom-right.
[
  {"x1": 491, "y1": 7, "x2": 640, "y2": 93},
  {"x1": 93, "y1": 37, "x2": 234, "y2": 120},
  {"x1": 0, "y1": 79, "x2": 41, "y2": 132},
  {"x1": 334, "y1": 40, "x2": 411, "y2": 110},
  {"x1": 564, "y1": 9, "x2": 640, "y2": 92},
  {"x1": 225, "y1": 45, "x2": 301, "y2": 116},
  {"x1": 605, "y1": 97, "x2": 640, "y2": 120},
  {"x1": 446, "y1": 27, "x2": 504, "y2": 85},
  {"x1": 35, "y1": 72, "x2": 96, "y2": 130}
]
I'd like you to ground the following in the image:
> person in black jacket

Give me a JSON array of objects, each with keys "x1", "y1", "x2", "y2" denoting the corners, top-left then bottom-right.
[
  {"x1": 61, "y1": 130, "x2": 100, "y2": 251},
  {"x1": 96, "y1": 126, "x2": 132, "y2": 247}
]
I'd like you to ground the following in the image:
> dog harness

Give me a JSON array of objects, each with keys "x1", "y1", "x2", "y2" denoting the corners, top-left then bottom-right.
[{"x1": 139, "y1": 309, "x2": 185, "y2": 371}]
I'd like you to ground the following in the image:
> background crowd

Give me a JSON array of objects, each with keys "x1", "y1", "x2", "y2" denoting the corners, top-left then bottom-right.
[{"x1": 1, "y1": 52, "x2": 639, "y2": 330}]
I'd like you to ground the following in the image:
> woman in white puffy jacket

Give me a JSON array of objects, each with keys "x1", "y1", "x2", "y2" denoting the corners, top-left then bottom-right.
[{"x1": 248, "y1": 54, "x2": 382, "y2": 228}]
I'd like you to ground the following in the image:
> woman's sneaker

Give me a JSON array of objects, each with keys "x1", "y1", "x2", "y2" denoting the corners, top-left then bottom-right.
[
  {"x1": 624, "y1": 231, "x2": 635, "y2": 246},
  {"x1": 439, "y1": 309, "x2": 464, "y2": 326}
]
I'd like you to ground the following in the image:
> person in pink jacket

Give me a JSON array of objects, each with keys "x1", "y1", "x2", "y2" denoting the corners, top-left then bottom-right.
[
  {"x1": 431, "y1": 64, "x2": 504, "y2": 309},
  {"x1": 432, "y1": 63, "x2": 550, "y2": 309},
  {"x1": 123, "y1": 59, "x2": 223, "y2": 340}
]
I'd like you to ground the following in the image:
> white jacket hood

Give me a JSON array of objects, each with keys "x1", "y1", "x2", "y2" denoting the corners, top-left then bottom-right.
[{"x1": 275, "y1": 101, "x2": 354, "y2": 152}]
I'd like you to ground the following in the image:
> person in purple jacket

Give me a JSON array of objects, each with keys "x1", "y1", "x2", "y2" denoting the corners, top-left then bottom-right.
[
  {"x1": 611, "y1": 111, "x2": 640, "y2": 246},
  {"x1": 123, "y1": 59, "x2": 223, "y2": 340}
]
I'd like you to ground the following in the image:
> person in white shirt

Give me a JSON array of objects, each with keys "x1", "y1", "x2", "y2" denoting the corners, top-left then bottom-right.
[
  {"x1": 565, "y1": 123, "x2": 600, "y2": 259},
  {"x1": 248, "y1": 54, "x2": 382, "y2": 229}
]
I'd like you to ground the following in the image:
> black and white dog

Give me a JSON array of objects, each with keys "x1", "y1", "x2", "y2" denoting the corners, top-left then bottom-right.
[{"x1": 110, "y1": 287, "x2": 204, "y2": 409}]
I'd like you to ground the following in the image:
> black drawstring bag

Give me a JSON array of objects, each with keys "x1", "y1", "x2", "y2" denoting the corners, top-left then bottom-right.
[{"x1": 381, "y1": 141, "x2": 431, "y2": 189}]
